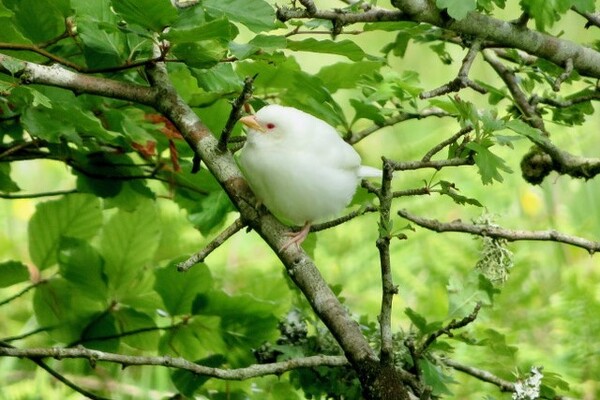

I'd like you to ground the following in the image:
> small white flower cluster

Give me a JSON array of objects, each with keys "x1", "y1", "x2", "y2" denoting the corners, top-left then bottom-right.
[{"x1": 512, "y1": 366, "x2": 543, "y2": 400}]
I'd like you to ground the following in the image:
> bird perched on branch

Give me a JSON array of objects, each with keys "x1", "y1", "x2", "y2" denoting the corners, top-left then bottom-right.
[{"x1": 238, "y1": 104, "x2": 381, "y2": 251}]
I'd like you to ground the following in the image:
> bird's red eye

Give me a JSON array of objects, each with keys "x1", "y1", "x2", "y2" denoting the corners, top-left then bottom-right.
[{"x1": 266, "y1": 123, "x2": 275, "y2": 129}]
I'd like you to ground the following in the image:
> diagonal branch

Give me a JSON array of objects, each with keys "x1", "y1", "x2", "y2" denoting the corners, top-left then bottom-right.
[
  {"x1": 177, "y1": 218, "x2": 246, "y2": 271},
  {"x1": 398, "y1": 209, "x2": 600, "y2": 255},
  {"x1": 0, "y1": 346, "x2": 348, "y2": 380},
  {"x1": 346, "y1": 108, "x2": 450, "y2": 144}
]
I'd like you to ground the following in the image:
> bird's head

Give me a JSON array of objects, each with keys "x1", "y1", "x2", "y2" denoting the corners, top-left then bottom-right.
[{"x1": 239, "y1": 105, "x2": 301, "y2": 140}]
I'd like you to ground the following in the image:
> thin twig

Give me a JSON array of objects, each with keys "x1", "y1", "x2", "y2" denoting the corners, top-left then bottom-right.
[
  {"x1": 0, "y1": 189, "x2": 78, "y2": 199},
  {"x1": 311, "y1": 205, "x2": 378, "y2": 232},
  {"x1": 421, "y1": 126, "x2": 474, "y2": 162},
  {"x1": 572, "y1": 7, "x2": 600, "y2": 29},
  {"x1": 0, "y1": 342, "x2": 110, "y2": 400},
  {"x1": 0, "y1": 281, "x2": 45, "y2": 308},
  {"x1": 375, "y1": 159, "x2": 397, "y2": 365},
  {"x1": 68, "y1": 323, "x2": 182, "y2": 348},
  {"x1": 346, "y1": 108, "x2": 450, "y2": 144},
  {"x1": 419, "y1": 302, "x2": 481, "y2": 354},
  {"x1": 441, "y1": 358, "x2": 514, "y2": 392},
  {"x1": 178, "y1": 218, "x2": 245, "y2": 271},
  {"x1": 1, "y1": 326, "x2": 54, "y2": 343},
  {"x1": 218, "y1": 75, "x2": 257, "y2": 152},
  {"x1": 420, "y1": 40, "x2": 487, "y2": 99},
  {"x1": 553, "y1": 58, "x2": 573, "y2": 91},
  {"x1": 533, "y1": 91, "x2": 600, "y2": 108},
  {"x1": 398, "y1": 209, "x2": 600, "y2": 254},
  {"x1": 0, "y1": 346, "x2": 348, "y2": 380},
  {"x1": 389, "y1": 158, "x2": 474, "y2": 171}
]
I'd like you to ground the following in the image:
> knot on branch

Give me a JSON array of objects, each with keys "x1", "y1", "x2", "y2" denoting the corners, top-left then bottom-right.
[{"x1": 520, "y1": 149, "x2": 553, "y2": 185}]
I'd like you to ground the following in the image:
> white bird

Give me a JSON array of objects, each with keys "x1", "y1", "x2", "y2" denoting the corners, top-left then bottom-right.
[{"x1": 238, "y1": 104, "x2": 381, "y2": 250}]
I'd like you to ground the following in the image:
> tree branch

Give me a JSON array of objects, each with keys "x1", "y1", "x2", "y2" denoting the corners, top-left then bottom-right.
[
  {"x1": 389, "y1": 158, "x2": 474, "y2": 171},
  {"x1": 0, "y1": 189, "x2": 78, "y2": 199},
  {"x1": 218, "y1": 75, "x2": 256, "y2": 152},
  {"x1": 398, "y1": 209, "x2": 600, "y2": 255},
  {"x1": 421, "y1": 126, "x2": 473, "y2": 162},
  {"x1": 441, "y1": 358, "x2": 514, "y2": 392},
  {"x1": 375, "y1": 159, "x2": 398, "y2": 365},
  {"x1": 346, "y1": 108, "x2": 450, "y2": 145},
  {"x1": 177, "y1": 218, "x2": 245, "y2": 271},
  {"x1": 0, "y1": 346, "x2": 348, "y2": 380},
  {"x1": 420, "y1": 39, "x2": 486, "y2": 99},
  {"x1": 419, "y1": 302, "x2": 481, "y2": 354}
]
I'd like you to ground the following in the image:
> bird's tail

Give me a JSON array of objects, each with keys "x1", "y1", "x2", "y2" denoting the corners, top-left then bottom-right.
[{"x1": 358, "y1": 165, "x2": 383, "y2": 179}]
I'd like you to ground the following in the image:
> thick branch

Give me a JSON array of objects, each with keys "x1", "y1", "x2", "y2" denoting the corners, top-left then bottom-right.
[
  {"x1": 393, "y1": 0, "x2": 600, "y2": 78},
  {"x1": 0, "y1": 346, "x2": 348, "y2": 380},
  {"x1": 0, "y1": 54, "x2": 158, "y2": 105},
  {"x1": 398, "y1": 209, "x2": 600, "y2": 255},
  {"x1": 277, "y1": 6, "x2": 405, "y2": 25}
]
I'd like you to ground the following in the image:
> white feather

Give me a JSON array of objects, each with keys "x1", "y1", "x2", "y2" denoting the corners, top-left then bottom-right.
[{"x1": 238, "y1": 105, "x2": 381, "y2": 226}]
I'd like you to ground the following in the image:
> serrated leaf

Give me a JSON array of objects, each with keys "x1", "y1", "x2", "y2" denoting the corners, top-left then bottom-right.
[
  {"x1": 287, "y1": 38, "x2": 366, "y2": 61},
  {"x1": 28, "y1": 194, "x2": 103, "y2": 270},
  {"x1": 155, "y1": 262, "x2": 213, "y2": 316},
  {"x1": 465, "y1": 142, "x2": 513, "y2": 184},
  {"x1": 350, "y1": 99, "x2": 386, "y2": 125},
  {"x1": 436, "y1": 0, "x2": 477, "y2": 19},
  {"x1": 0, "y1": 260, "x2": 29, "y2": 288},
  {"x1": 202, "y1": 0, "x2": 276, "y2": 33},
  {"x1": 439, "y1": 181, "x2": 483, "y2": 207},
  {"x1": 100, "y1": 200, "x2": 161, "y2": 294},
  {"x1": 111, "y1": 0, "x2": 178, "y2": 32}
]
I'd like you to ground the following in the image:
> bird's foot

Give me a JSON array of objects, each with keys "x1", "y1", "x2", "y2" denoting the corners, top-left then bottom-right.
[{"x1": 279, "y1": 223, "x2": 311, "y2": 252}]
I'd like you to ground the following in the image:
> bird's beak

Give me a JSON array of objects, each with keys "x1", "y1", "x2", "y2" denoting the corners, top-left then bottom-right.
[{"x1": 239, "y1": 115, "x2": 266, "y2": 133}]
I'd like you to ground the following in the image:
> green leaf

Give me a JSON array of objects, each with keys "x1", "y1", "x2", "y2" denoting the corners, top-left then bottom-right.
[
  {"x1": 28, "y1": 194, "x2": 103, "y2": 270},
  {"x1": 155, "y1": 262, "x2": 213, "y2": 316},
  {"x1": 114, "y1": 308, "x2": 159, "y2": 350},
  {"x1": 438, "y1": 181, "x2": 483, "y2": 207},
  {"x1": 172, "y1": 40, "x2": 227, "y2": 68},
  {"x1": 0, "y1": 57, "x2": 24, "y2": 75},
  {"x1": 287, "y1": 38, "x2": 366, "y2": 61},
  {"x1": 418, "y1": 358, "x2": 455, "y2": 396},
  {"x1": 58, "y1": 238, "x2": 108, "y2": 301},
  {"x1": 159, "y1": 317, "x2": 227, "y2": 360},
  {"x1": 436, "y1": 0, "x2": 477, "y2": 20},
  {"x1": 171, "y1": 354, "x2": 227, "y2": 396},
  {"x1": 202, "y1": 0, "x2": 276, "y2": 33},
  {"x1": 0, "y1": 164, "x2": 20, "y2": 193},
  {"x1": 465, "y1": 142, "x2": 513, "y2": 185},
  {"x1": 100, "y1": 200, "x2": 161, "y2": 294},
  {"x1": 0, "y1": 260, "x2": 29, "y2": 288},
  {"x1": 317, "y1": 61, "x2": 384, "y2": 92},
  {"x1": 190, "y1": 63, "x2": 242, "y2": 94},
  {"x1": 504, "y1": 119, "x2": 546, "y2": 143},
  {"x1": 75, "y1": 14, "x2": 126, "y2": 69},
  {"x1": 33, "y1": 278, "x2": 105, "y2": 343},
  {"x1": 163, "y1": 17, "x2": 238, "y2": 43},
  {"x1": 111, "y1": 0, "x2": 178, "y2": 32},
  {"x1": 188, "y1": 191, "x2": 235, "y2": 235},
  {"x1": 350, "y1": 99, "x2": 386, "y2": 125},
  {"x1": 405, "y1": 307, "x2": 428, "y2": 332},
  {"x1": 6, "y1": 0, "x2": 66, "y2": 43}
]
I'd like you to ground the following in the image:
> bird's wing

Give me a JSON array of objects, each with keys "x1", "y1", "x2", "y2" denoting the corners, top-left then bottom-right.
[{"x1": 301, "y1": 118, "x2": 361, "y2": 171}]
